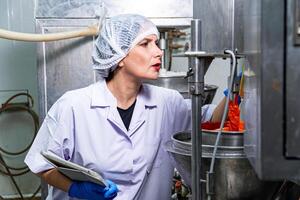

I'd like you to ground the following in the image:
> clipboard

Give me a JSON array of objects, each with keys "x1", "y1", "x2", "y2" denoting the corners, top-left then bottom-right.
[{"x1": 41, "y1": 151, "x2": 107, "y2": 187}]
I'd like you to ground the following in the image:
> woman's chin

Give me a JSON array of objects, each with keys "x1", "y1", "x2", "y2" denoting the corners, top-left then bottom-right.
[
  {"x1": 142, "y1": 76, "x2": 158, "y2": 81},
  {"x1": 149, "y1": 75, "x2": 159, "y2": 80},
  {"x1": 141, "y1": 73, "x2": 159, "y2": 80}
]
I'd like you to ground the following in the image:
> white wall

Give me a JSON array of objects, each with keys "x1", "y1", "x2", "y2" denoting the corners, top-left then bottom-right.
[
  {"x1": 171, "y1": 56, "x2": 231, "y2": 105},
  {"x1": 205, "y1": 58, "x2": 231, "y2": 104},
  {"x1": 0, "y1": 0, "x2": 40, "y2": 198}
]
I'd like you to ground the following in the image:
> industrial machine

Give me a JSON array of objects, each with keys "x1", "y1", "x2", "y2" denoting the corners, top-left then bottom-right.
[
  {"x1": 191, "y1": 0, "x2": 300, "y2": 182},
  {"x1": 238, "y1": 0, "x2": 300, "y2": 182},
  {"x1": 185, "y1": 0, "x2": 300, "y2": 199}
]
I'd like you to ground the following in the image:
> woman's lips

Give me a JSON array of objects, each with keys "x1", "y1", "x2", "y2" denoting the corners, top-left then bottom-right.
[{"x1": 152, "y1": 64, "x2": 161, "y2": 72}]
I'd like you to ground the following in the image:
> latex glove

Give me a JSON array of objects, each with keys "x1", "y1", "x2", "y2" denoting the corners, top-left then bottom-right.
[
  {"x1": 223, "y1": 88, "x2": 241, "y2": 105},
  {"x1": 224, "y1": 72, "x2": 243, "y2": 104},
  {"x1": 68, "y1": 180, "x2": 118, "y2": 200}
]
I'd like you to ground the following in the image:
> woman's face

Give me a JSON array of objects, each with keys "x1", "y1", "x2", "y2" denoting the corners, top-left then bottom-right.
[{"x1": 119, "y1": 34, "x2": 163, "y2": 80}]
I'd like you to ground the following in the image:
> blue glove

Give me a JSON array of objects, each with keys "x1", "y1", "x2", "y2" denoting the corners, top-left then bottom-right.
[
  {"x1": 223, "y1": 88, "x2": 230, "y2": 97},
  {"x1": 224, "y1": 71, "x2": 243, "y2": 104},
  {"x1": 68, "y1": 180, "x2": 118, "y2": 200},
  {"x1": 223, "y1": 88, "x2": 241, "y2": 104}
]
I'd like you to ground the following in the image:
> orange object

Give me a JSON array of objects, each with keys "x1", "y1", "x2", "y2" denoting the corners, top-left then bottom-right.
[
  {"x1": 201, "y1": 122, "x2": 221, "y2": 130},
  {"x1": 175, "y1": 180, "x2": 182, "y2": 189},
  {"x1": 201, "y1": 96, "x2": 245, "y2": 132},
  {"x1": 223, "y1": 97, "x2": 244, "y2": 131}
]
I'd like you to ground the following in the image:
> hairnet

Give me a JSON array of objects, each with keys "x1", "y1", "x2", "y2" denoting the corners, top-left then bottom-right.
[{"x1": 92, "y1": 14, "x2": 159, "y2": 78}]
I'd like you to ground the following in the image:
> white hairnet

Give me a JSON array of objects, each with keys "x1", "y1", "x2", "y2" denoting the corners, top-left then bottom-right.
[{"x1": 92, "y1": 14, "x2": 159, "y2": 78}]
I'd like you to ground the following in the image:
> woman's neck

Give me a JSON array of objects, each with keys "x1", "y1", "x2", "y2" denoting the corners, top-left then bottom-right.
[{"x1": 106, "y1": 72, "x2": 141, "y2": 109}]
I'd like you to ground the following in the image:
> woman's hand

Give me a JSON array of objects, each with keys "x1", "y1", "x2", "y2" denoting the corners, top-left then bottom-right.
[{"x1": 68, "y1": 180, "x2": 118, "y2": 200}]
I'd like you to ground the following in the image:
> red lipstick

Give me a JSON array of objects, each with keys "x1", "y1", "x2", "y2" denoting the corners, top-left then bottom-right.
[{"x1": 152, "y1": 63, "x2": 161, "y2": 72}]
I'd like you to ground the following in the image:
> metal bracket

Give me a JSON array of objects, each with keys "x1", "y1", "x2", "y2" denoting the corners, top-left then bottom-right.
[
  {"x1": 206, "y1": 171, "x2": 215, "y2": 196},
  {"x1": 189, "y1": 83, "x2": 203, "y2": 96},
  {"x1": 185, "y1": 51, "x2": 244, "y2": 59},
  {"x1": 184, "y1": 67, "x2": 194, "y2": 79}
]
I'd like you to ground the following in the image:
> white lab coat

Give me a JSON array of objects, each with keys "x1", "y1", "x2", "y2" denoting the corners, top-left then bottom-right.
[{"x1": 25, "y1": 80, "x2": 215, "y2": 200}]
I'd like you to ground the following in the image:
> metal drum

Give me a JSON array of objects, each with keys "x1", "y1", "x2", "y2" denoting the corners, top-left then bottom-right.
[
  {"x1": 164, "y1": 130, "x2": 280, "y2": 200},
  {"x1": 144, "y1": 74, "x2": 217, "y2": 103}
]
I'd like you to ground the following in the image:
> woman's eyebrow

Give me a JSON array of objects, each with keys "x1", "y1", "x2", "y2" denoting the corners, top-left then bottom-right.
[
  {"x1": 138, "y1": 38, "x2": 158, "y2": 44},
  {"x1": 139, "y1": 38, "x2": 151, "y2": 43}
]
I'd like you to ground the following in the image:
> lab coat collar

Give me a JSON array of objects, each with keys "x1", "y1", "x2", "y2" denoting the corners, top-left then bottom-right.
[
  {"x1": 91, "y1": 80, "x2": 157, "y2": 137},
  {"x1": 137, "y1": 84, "x2": 157, "y2": 108},
  {"x1": 91, "y1": 80, "x2": 117, "y2": 107},
  {"x1": 91, "y1": 80, "x2": 157, "y2": 108}
]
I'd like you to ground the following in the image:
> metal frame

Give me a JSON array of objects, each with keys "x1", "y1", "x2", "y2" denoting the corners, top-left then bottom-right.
[
  {"x1": 186, "y1": 26, "x2": 244, "y2": 198},
  {"x1": 188, "y1": 19, "x2": 204, "y2": 200}
]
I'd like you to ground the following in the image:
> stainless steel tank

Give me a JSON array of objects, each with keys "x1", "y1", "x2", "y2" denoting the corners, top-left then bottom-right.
[
  {"x1": 144, "y1": 74, "x2": 217, "y2": 102},
  {"x1": 164, "y1": 130, "x2": 280, "y2": 200}
]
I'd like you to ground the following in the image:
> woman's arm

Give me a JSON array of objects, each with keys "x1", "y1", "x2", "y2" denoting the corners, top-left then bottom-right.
[
  {"x1": 210, "y1": 97, "x2": 226, "y2": 123},
  {"x1": 37, "y1": 169, "x2": 72, "y2": 192}
]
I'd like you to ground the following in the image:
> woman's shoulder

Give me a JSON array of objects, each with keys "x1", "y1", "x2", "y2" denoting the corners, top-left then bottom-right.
[
  {"x1": 54, "y1": 82, "x2": 99, "y2": 107},
  {"x1": 142, "y1": 83, "x2": 183, "y2": 103},
  {"x1": 63, "y1": 86, "x2": 92, "y2": 99},
  {"x1": 46, "y1": 83, "x2": 103, "y2": 120},
  {"x1": 142, "y1": 83, "x2": 179, "y2": 96}
]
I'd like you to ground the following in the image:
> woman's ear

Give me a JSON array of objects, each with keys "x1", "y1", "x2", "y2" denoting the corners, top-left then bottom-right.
[{"x1": 119, "y1": 61, "x2": 124, "y2": 67}]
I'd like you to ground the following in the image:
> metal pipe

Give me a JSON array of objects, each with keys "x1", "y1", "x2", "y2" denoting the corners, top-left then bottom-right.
[
  {"x1": 159, "y1": 32, "x2": 167, "y2": 71},
  {"x1": 207, "y1": 49, "x2": 237, "y2": 200},
  {"x1": 0, "y1": 5, "x2": 107, "y2": 42},
  {"x1": 0, "y1": 25, "x2": 99, "y2": 42},
  {"x1": 189, "y1": 19, "x2": 203, "y2": 200}
]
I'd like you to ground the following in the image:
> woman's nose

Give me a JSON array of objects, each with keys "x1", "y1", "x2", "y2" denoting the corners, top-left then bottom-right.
[{"x1": 155, "y1": 46, "x2": 163, "y2": 58}]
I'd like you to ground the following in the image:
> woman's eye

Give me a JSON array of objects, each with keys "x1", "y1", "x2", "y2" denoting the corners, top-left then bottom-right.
[{"x1": 140, "y1": 42, "x2": 148, "y2": 46}]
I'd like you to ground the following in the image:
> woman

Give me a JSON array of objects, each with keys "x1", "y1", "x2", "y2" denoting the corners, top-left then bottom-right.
[{"x1": 25, "y1": 14, "x2": 225, "y2": 200}]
